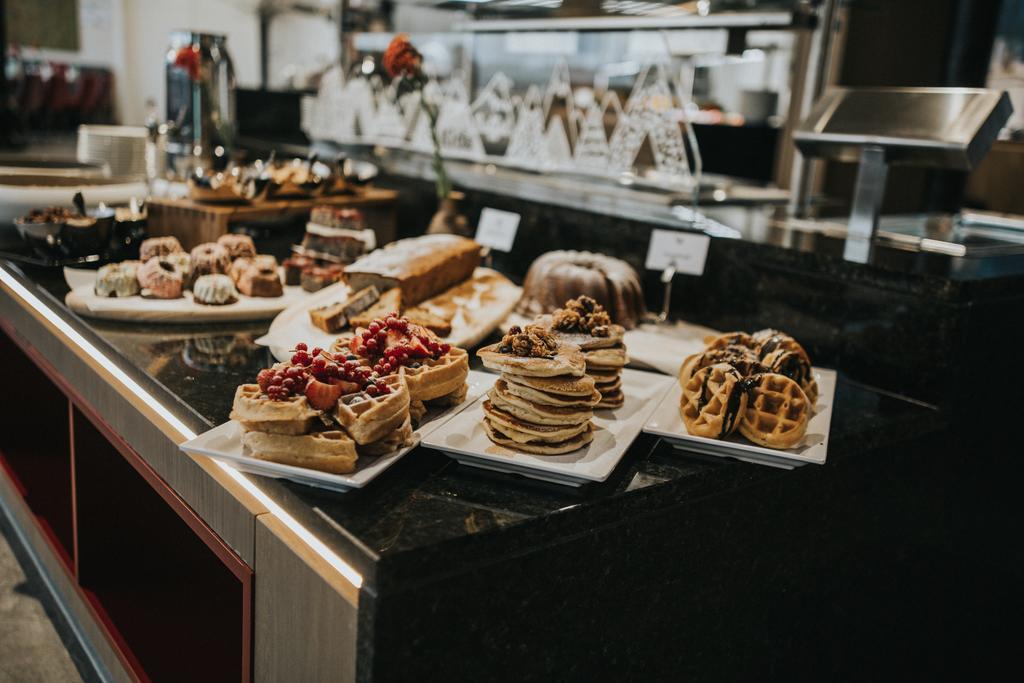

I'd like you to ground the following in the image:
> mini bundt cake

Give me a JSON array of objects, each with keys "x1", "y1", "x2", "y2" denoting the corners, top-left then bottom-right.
[
  {"x1": 189, "y1": 242, "x2": 232, "y2": 286},
  {"x1": 137, "y1": 257, "x2": 184, "y2": 299},
  {"x1": 164, "y1": 251, "x2": 192, "y2": 284},
  {"x1": 94, "y1": 261, "x2": 141, "y2": 298},
  {"x1": 192, "y1": 274, "x2": 239, "y2": 305},
  {"x1": 217, "y1": 233, "x2": 257, "y2": 260},
  {"x1": 139, "y1": 236, "x2": 184, "y2": 262},
  {"x1": 516, "y1": 250, "x2": 646, "y2": 329}
]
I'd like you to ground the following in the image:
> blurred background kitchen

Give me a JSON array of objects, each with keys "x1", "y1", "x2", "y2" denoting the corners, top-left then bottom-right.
[{"x1": 4, "y1": 0, "x2": 1024, "y2": 250}]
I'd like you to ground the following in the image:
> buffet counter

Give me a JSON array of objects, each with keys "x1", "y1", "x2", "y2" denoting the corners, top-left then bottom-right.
[{"x1": 0, "y1": 251, "x2": 966, "y2": 681}]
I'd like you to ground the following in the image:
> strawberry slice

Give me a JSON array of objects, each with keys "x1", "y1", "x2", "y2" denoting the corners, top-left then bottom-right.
[
  {"x1": 304, "y1": 378, "x2": 345, "y2": 411},
  {"x1": 405, "y1": 335, "x2": 431, "y2": 358},
  {"x1": 348, "y1": 333, "x2": 365, "y2": 356},
  {"x1": 334, "y1": 379, "x2": 362, "y2": 395},
  {"x1": 383, "y1": 328, "x2": 407, "y2": 351}
]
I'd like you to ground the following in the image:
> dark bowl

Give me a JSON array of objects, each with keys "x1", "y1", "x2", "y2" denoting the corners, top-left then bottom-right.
[
  {"x1": 14, "y1": 218, "x2": 66, "y2": 257},
  {"x1": 61, "y1": 207, "x2": 115, "y2": 256}
]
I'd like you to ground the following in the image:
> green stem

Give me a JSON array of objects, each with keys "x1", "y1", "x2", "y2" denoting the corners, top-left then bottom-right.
[{"x1": 420, "y1": 96, "x2": 451, "y2": 200}]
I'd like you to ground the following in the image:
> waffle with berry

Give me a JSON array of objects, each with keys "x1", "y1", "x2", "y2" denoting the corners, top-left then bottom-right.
[
  {"x1": 333, "y1": 313, "x2": 470, "y2": 409},
  {"x1": 230, "y1": 340, "x2": 415, "y2": 472},
  {"x1": 285, "y1": 343, "x2": 413, "y2": 448},
  {"x1": 355, "y1": 417, "x2": 414, "y2": 457},
  {"x1": 331, "y1": 373, "x2": 411, "y2": 445},
  {"x1": 243, "y1": 430, "x2": 358, "y2": 474},
  {"x1": 230, "y1": 381, "x2": 320, "y2": 436}
]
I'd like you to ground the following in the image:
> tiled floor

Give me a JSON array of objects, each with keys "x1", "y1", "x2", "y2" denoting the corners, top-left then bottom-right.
[{"x1": 0, "y1": 525, "x2": 86, "y2": 683}]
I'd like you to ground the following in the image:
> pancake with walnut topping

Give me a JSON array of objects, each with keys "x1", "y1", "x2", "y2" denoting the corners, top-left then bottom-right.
[{"x1": 544, "y1": 296, "x2": 628, "y2": 409}]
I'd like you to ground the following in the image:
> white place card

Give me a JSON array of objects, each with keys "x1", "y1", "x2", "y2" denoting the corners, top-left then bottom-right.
[
  {"x1": 644, "y1": 228, "x2": 710, "y2": 275},
  {"x1": 475, "y1": 208, "x2": 521, "y2": 252}
]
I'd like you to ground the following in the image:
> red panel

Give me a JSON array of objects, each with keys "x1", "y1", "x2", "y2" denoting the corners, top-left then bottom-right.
[
  {"x1": 0, "y1": 329, "x2": 75, "y2": 572},
  {"x1": 0, "y1": 319, "x2": 252, "y2": 682},
  {"x1": 74, "y1": 406, "x2": 251, "y2": 682}
]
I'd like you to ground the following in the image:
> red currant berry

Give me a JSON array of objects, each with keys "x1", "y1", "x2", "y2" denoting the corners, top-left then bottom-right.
[
  {"x1": 295, "y1": 343, "x2": 307, "y2": 351},
  {"x1": 366, "y1": 384, "x2": 379, "y2": 396}
]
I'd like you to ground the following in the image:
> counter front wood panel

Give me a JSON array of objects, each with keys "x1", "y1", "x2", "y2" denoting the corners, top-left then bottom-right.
[{"x1": 255, "y1": 515, "x2": 359, "y2": 683}]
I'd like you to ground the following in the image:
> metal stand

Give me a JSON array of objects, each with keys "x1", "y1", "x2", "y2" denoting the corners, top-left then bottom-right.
[
  {"x1": 657, "y1": 266, "x2": 676, "y2": 323},
  {"x1": 843, "y1": 145, "x2": 888, "y2": 264}
]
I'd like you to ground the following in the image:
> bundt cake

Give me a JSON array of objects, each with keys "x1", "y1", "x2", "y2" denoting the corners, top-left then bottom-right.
[
  {"x1": 516, "y1": 251, "x2": 646, "y2": 329},
  {"x1": 137, "y1": 257, "x2": 184, "y2": 299},
  {"x1": 139, "y1": 236, "x2": 183, "y2": 262},
  {"x1": 189, "y1": 242, "x2": 232, "y2": 286}
]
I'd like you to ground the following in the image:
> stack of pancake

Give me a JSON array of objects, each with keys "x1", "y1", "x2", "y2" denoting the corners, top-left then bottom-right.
[
  {"x1": 478, "y1": 326, "x2": 601, "y2": 455},
  {"x1": 546, "y1": 296, "x2": 628, "y2": 409}
]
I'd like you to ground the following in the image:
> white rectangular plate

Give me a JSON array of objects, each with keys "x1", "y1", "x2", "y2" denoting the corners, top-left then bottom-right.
[
  {"x1": 422, "y1": 368, "x2": 674, "y2": 486},
  {"x1": 643, "y1": 368, "x2": 837, "y2": 468},
  {"x1": 179, "y1": 370, "x2": 494, "y2": 492}
]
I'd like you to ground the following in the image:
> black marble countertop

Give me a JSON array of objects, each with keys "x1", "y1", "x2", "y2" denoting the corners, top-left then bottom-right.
[{"x1": 0, "y1": 255, "x2": 945, "y2": 593}]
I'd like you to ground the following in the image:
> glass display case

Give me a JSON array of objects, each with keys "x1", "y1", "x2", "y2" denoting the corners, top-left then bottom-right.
[{"x1": 303, "y1": 0, "x2": 838, "y2": 210}]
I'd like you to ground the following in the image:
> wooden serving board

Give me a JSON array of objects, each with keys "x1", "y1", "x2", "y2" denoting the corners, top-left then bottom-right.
[
  {"x1": 147, "y1": 188, "x2": 399, "y2": 250},
  {"x1": 63, "y1": 267, "x2": 310, "y2": 323}
]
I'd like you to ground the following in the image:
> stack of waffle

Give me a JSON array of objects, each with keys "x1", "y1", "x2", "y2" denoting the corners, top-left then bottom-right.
[
  {"x1": 229, "y1": 383, "x2": 359, "y2": 474},
  {"x1": 478, "y1": 326, "x2": 601, "y2": 454},
  {"x1": 229, "y1": 346, "x2": 416, "y2": 474},
  {"x1": 545, "y1": 296, "x2": 628, "y2": 409},
  {"x1": 677, "y1": 329, "x2": 816, "y2": 449}
]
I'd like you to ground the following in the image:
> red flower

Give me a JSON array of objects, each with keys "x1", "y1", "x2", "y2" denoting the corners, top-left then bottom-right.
[
  {"x1": 173, "y1": 45, "x2": 201, "y2": 82},
  {"x1": 383, "y1": 34, "x2": 422, "y2": 80}
]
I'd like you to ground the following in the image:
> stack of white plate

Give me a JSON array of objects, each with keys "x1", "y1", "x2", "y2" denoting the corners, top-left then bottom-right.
[{"x1": 77, "y1": 125, "x2": 149, "y2": 179}]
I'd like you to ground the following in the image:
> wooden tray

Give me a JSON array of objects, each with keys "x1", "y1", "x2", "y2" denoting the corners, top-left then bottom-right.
[
  {"x1": 147, "y1": 188, "x2": 399, "y2": 249},
  {"x1": 63, "y1": 267, "x2": 310, "y2": 323}
]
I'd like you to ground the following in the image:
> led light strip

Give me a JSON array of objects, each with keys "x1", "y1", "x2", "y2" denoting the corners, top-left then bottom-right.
[{"x1": 0, "y1": 268, "x2": 364, "y2": 589}]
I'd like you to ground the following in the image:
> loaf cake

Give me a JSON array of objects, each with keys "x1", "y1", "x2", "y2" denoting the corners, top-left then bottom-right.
[
  {"x1": 308, "y1": 286, "x2": 380, "y2": 333},
  {"x1": 344, "y1": 235, "x2": 480, "y2": 306}
]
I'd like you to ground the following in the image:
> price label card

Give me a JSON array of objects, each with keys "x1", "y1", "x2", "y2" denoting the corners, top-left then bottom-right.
[
  {"x1": 645, "y1": 229, "x2": 710, "y2": 275},
  {"x1": 475, "y1": 208, "x2": 521, "y2": 252}
]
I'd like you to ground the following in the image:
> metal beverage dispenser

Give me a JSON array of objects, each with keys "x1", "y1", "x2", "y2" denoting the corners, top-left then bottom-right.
[{"x1": 164, "y1": 31, "x2": 236, "y2": 174}]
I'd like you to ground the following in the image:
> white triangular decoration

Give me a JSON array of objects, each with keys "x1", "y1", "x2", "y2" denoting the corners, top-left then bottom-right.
[
  {"x1": 343, "y1": 77, "x2": 376, "y2": 139},
  {"x1": 572, "y1": 91, "x2": 622, "y2": 171},
  {"x1": 542, "y1": 61, "x2": 575, "y2": 145},
  {"x1": 302, "y1": 61, "x2": 699, "y2": 184},
  {"x1": 370, "y1": 86, "x2": 410, "y2": 143},
  {"x1": 435, "y1": 96, "x2": 485, "y2": 158},
  {"x1": 471, "y1": 72, "x2": 516, "y2": 145},
  {"x1": 542, "y1": 116, "x2": 572, "y2": 169},
  {"x1": 608, "y1": 64, "x2": 691, "y2": 179},
  {"x1": 506, "y1": 86, "x2": 546, "y2": 167}
]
